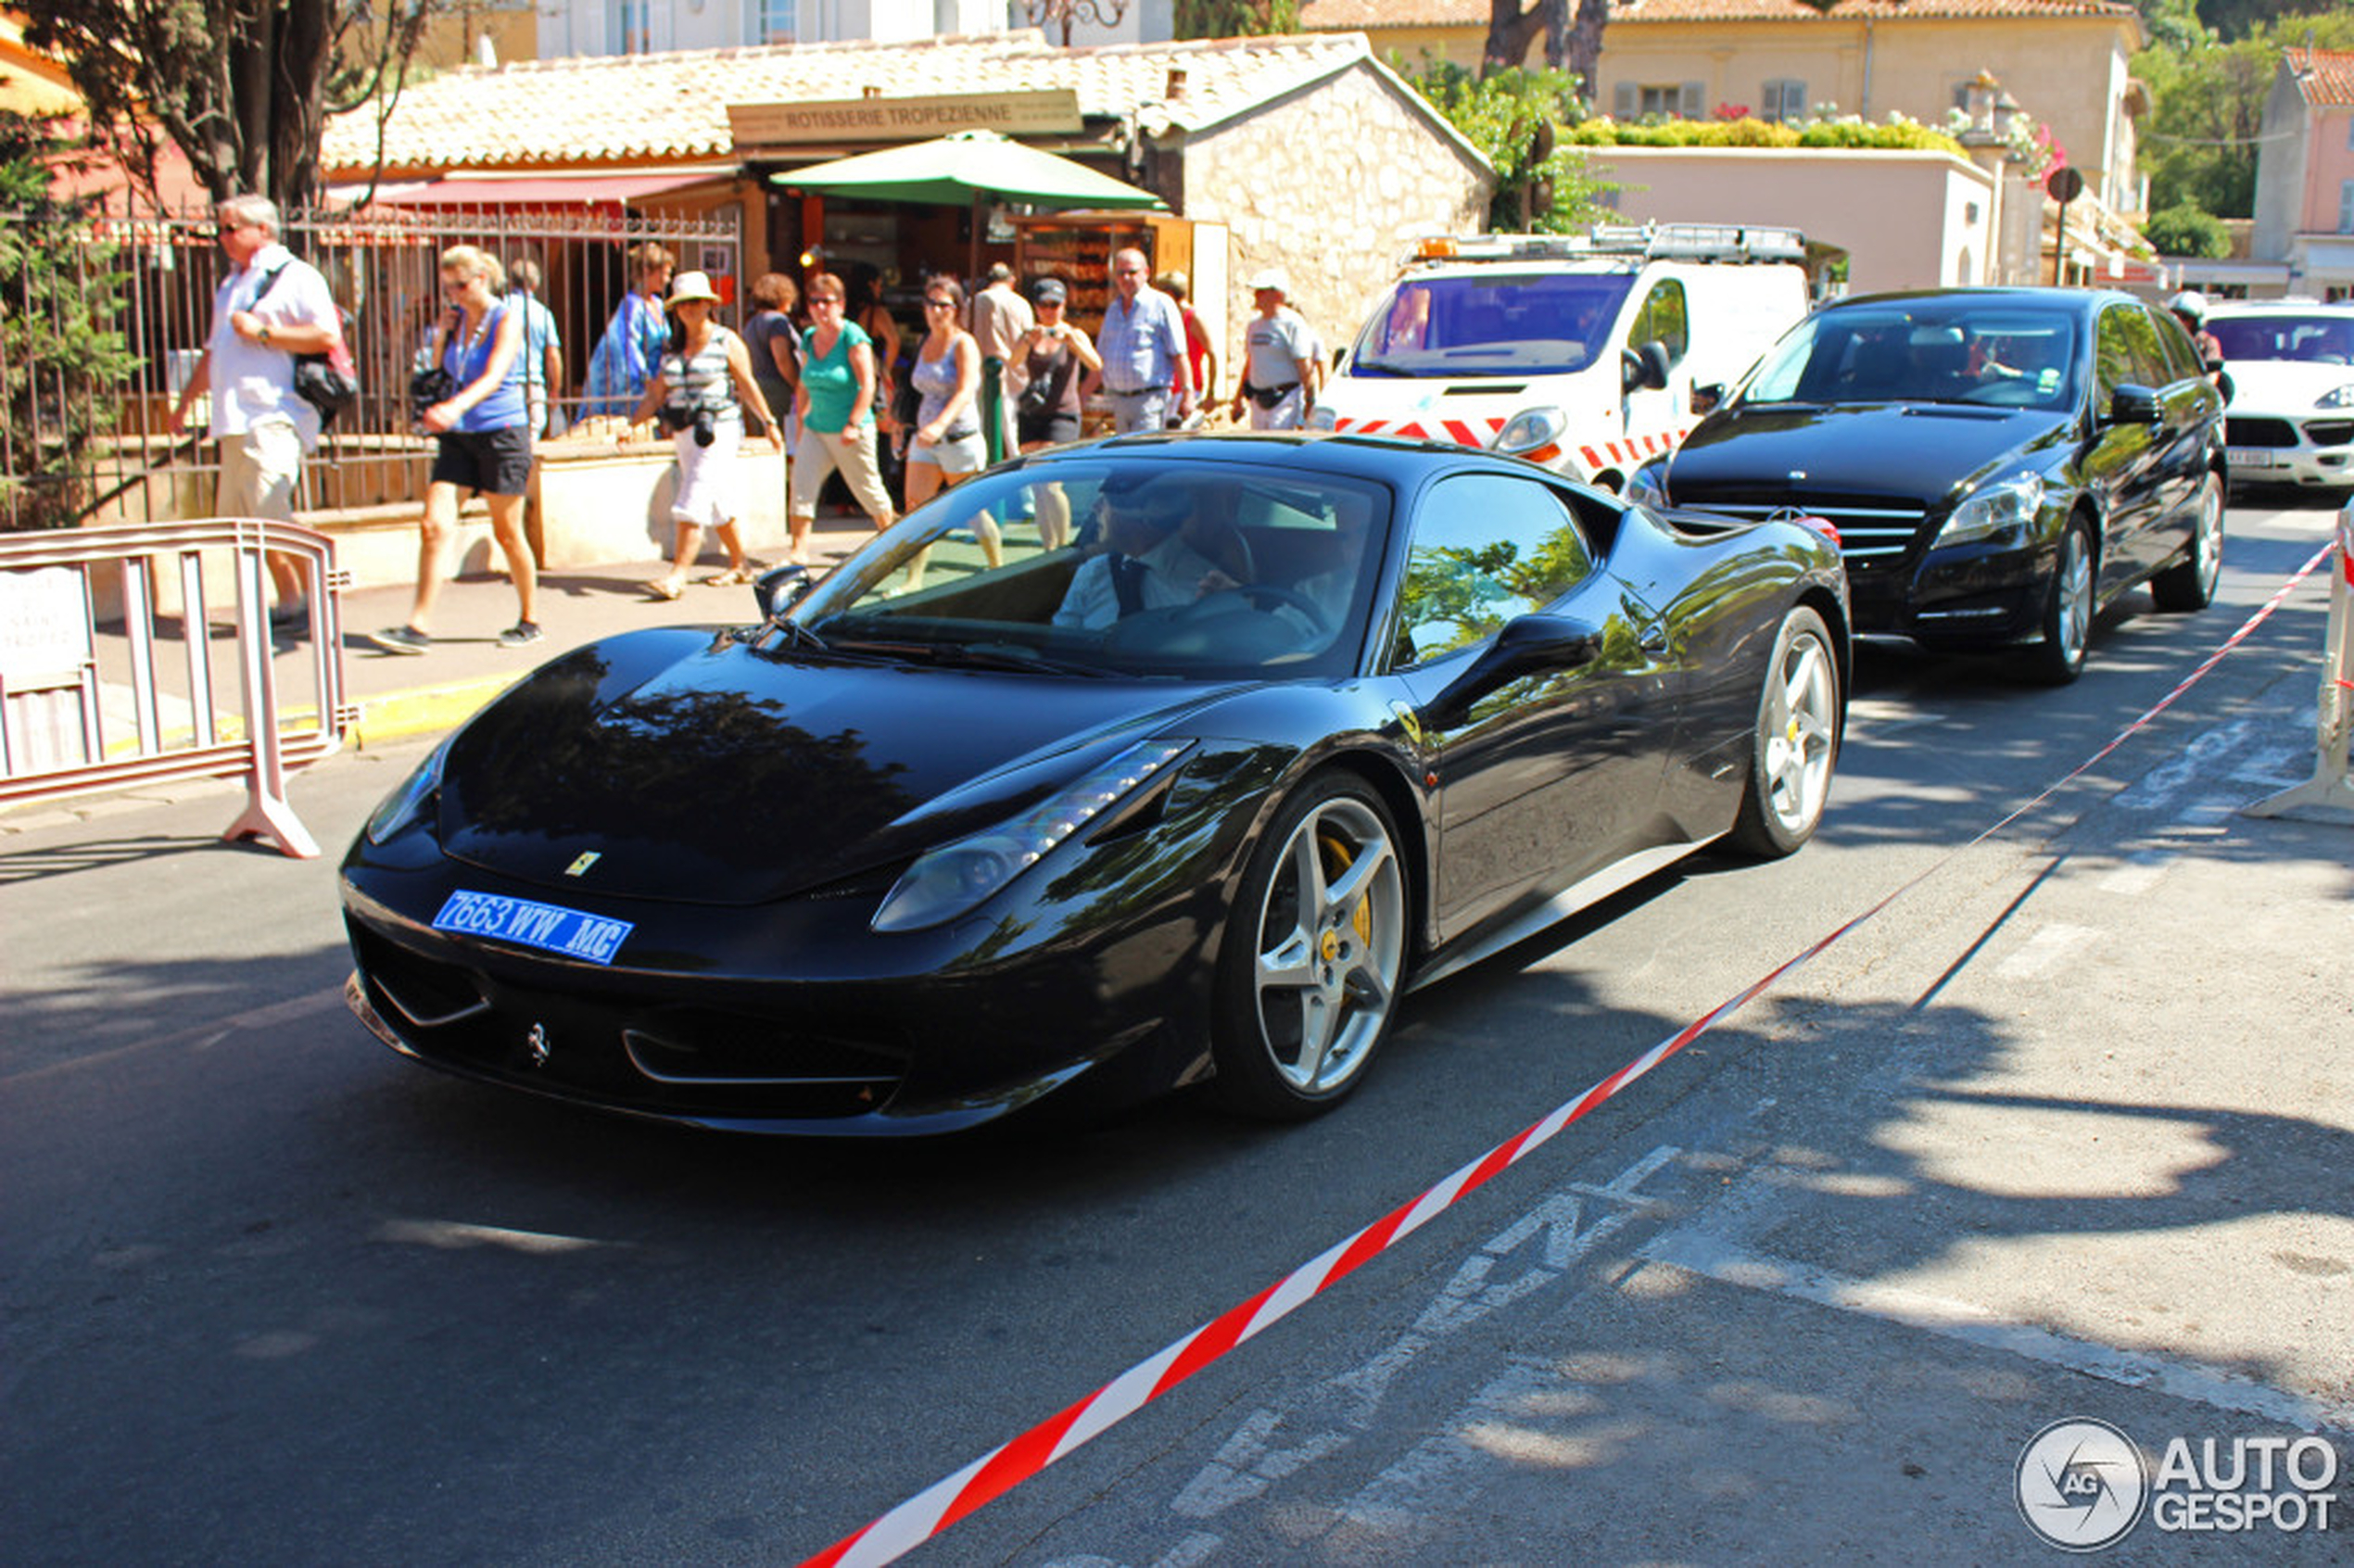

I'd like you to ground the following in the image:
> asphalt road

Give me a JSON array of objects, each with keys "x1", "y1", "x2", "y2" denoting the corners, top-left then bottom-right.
[{"x1": 4, "y1": 493, "x2": 2348, "y2": 1565}]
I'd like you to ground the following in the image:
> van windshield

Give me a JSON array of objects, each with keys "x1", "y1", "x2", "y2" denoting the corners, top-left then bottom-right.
[{"x1": 1348, "y1": 272, "x2": 1636, "y2": 377}]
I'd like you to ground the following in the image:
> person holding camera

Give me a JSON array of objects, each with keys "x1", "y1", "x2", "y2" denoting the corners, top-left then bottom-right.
[
  {"x1": 369, "y1": 245, "x2": 539, "y2": 655},
  {"x1": 630, "y1": 272, "x2": 784, "y2": 601},
  {"x1": 1008, "y1": 277, "x2": 1100, "y2": 548}
]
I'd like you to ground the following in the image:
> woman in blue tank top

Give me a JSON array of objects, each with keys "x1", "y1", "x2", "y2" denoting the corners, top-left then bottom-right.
[{"x1": 368, "y1": 245, "x2": 540, "y2": 655}]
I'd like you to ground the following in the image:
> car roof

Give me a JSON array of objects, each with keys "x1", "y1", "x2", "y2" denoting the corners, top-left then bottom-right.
[
  {"x1": 1016, "y1": 429, "x2": 1531, "y2": 486},
  {"x1": 1817, "y1": 286, "x2": 2134, "y2": 316}
]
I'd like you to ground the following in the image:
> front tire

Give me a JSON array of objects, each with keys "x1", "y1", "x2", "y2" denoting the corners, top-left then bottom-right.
[
  {"x1": 1728, "y1": 606, "x2": 1841, "y2": 858},
  {"x1": 2150, "y1": 472, "x2": 2223, "y2": 612},
  {"x1": 2022, "y1": 520, "x2": 2095, "y2": 686},
  {"x1": 1209, "y1": 774, "x2": 1408, "y2": 1120}
]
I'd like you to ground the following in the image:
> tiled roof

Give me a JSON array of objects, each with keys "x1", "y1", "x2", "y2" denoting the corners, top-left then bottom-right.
[
  {"x1": 2285, "y1": 47, "x2": 2354, "y2": 108},
  {"x1": 322, "y1": 30, "x2": 1378, "y2": 174},
  {"x1": 1302, "y1": 0, "x2": 2137, "y2": 27}
]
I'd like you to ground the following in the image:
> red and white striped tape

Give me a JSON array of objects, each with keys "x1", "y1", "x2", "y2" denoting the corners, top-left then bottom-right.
[{"x1": 801, "y1": 537, "x2": 2340, "y2": 1568}]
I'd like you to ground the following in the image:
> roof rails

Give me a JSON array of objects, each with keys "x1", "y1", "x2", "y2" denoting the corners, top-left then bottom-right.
[{"x1": 1401, "y1": 221, "x2": 1808, "y2": 271}]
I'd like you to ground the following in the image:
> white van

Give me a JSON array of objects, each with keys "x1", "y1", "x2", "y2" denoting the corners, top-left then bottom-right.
[{"x1": 1310, "y1": 224, "x2": 1813, "y2": 490}]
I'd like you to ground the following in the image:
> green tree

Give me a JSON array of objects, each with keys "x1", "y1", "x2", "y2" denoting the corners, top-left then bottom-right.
[
  {"x1": 19, "y1": 0, "x2": 445, "y2": 213},
  {"x1": 2143, "y1": 203, "x2": 2231, "y2": 258},
  {"x1": 1172, "y1": 0, "x2": 1298, "y2": 35},
  {"x1": 1408, "y1": 61, "x2": 1618, "y2": 233},
  {"x1": 2135, "y1": 10, "x2": 2354, "y2": 219},
  {"x1": 0, "y1": 113, "x2": 140, "y2": 530}
]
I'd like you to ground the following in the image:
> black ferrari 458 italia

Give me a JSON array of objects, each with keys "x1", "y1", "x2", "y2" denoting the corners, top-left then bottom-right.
[{"x1": 341, "y1": 433, "x2": 1848, "y2": 1133}]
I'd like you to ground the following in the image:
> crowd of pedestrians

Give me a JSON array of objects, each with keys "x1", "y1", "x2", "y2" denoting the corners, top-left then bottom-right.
[{"x1": 171, "y1": 191, "x2": 1327, "y2": 658}]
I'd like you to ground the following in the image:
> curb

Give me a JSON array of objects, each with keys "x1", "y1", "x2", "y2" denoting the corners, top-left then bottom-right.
[{"x1": 347, "y1": 674, "x2": 523, "y2": 750}]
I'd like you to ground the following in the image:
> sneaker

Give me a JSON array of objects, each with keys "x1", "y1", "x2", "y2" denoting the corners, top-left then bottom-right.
[
  {"x1": 368, "y1": 626, "x2": 432, "y2": 655},
  {"x1": 497, "y1": 621, "x2": 543, "y2": 649}
]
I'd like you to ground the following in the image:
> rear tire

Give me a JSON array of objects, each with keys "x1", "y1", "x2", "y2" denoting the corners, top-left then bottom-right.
[
  {"x1": 2021, "y1": 520, "x2": 2095, "y2": 686},
  {"x1": 1209, "y1": 774, "x2": 1407, "y2": 1120},
  {"x1": 1728, "y1": 606, "x2": 1841, "y2": 859},
  {"x1": 2150, "y1": 472, "x2": 2223, "y2": 613}
]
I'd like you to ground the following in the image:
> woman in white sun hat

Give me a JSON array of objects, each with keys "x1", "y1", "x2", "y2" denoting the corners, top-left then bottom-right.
[{"x1": 630, "y1": 270, "x2": 785, "y2": 601}]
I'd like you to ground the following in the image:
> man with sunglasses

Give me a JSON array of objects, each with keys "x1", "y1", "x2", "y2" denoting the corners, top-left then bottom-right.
[{"x1": 168, "y1": 195, "x2": 340, "y2": 628}]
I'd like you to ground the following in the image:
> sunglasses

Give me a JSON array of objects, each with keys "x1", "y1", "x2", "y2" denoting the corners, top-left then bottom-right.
[{"x1": 923, "y1": 297, "x2": 956, "y2": 310}]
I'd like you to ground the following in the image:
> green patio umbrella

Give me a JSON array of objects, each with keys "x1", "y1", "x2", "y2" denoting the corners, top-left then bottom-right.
[{"x1": 769, "y1": 129, "x2": 1166, "y2": 211}]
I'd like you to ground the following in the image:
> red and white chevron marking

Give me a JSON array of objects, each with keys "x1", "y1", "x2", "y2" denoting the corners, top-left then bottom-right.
[
  {"x1": 798, "y1": 537, "x2": 2342, "y2": 1568},
  {"x1": 1331, "y1": 414, "x2": 1507, "y2": 448},
  {"x1": 1576, "y1": 426, "x2": 1689, "y2": 473}
]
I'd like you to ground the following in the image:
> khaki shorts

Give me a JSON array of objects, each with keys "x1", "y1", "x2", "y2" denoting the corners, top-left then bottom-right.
[{"x1": 219, "y1": 418, "x2": 302, "y2": 522}]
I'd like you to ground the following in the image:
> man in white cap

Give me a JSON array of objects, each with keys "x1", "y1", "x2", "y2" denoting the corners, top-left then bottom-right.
[{"x1": 1230, "y1": 268, "x2": 1316, "y2": 431}]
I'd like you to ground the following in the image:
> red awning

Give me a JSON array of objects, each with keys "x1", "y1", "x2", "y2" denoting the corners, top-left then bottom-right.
[{"x1": 365, "y1": 170, "x2": 728, "y2": 208}]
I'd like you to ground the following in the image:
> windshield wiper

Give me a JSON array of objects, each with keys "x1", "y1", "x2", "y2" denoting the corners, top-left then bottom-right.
[
  {"x1": 769, "y1": 615, "x2": 830, "y2": 652},
  {"x1": 906, "y1": 640, "x2": 1117, "y2": 678}
]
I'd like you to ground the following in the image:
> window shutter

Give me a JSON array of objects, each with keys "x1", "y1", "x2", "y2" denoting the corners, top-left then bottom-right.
[
  {"x1": 1679, "y1": 82, "x2": 1703, "y2": 119},
  {"x1": 1615, "y1": 82, "x2": 1637, "y2": 118},
  {"x1": 1785, "y1": 81, "x2": 1807, "y2": 119}
]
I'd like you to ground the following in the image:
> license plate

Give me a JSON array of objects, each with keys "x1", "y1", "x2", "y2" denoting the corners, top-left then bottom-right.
[
  {"x1": 2227, "y1": 448, "x2": 2282, "y2": 469},
  {"x1": 432, "y1": 890, "x2": 634, "y2": 965}
]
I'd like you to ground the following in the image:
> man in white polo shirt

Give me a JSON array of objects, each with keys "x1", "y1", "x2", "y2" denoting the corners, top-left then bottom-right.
[
  {"x1": 168, "y1": 194, "x2": 340, "y2": 627},
  {"x1": 1230, "y1": 268, "x2": 1317, "y2": 432}
]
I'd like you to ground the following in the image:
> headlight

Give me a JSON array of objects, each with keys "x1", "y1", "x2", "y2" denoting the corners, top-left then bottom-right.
[
  {"x1": 870, "y1": 739, "x2": 1193, "y2": 933},
  {"x1": 1493, "y1": 405, "x2": 1569, "y2": 457},
  {"x1": 1625, "y1": 462, "x2": 1669, "y2": 508},
  {"x1": 363, "y1": 738, "x2": 449, "y2": 844},
  {"x1": 1935, "y1": 471, "x2": 2044, "y2": 548},
  {"x1": 1305, "y1": 403, "x2": 1338, "y2": 432},
  {"x1": 2316, "y1": 386, "x2": 2354, "y2": 410}
]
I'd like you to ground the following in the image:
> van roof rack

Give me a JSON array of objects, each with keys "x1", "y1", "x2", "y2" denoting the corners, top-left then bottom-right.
[{"x1": 1401, "y1": 222, "x2": 1808, "y2": 271}]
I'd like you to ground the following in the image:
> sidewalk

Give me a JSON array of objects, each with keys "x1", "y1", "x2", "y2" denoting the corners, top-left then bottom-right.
[{"x1": 328, "y1": 512, "x2": 880, "y2": 749}]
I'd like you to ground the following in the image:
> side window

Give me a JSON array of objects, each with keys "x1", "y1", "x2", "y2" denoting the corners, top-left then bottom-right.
[
  {"x1": 1630, "y1": 279, "x2": 1690, "y2": 361},
  {"x1": 1396, "y1": 475, "x2": 1596, "y2": 666},
  {"x1": 2118, "y1": 306, "x2": 2173, "y2": 387},
  {"x1": 2094, "y1": 306, "x2": 2138, "y2": 401}
]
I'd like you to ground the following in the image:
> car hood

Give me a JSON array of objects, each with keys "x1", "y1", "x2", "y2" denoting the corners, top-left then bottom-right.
[
  {"x1": 2221, "y1": 360, "x2": 2354, "y2": 412},
  {"x1": 437, "y1": 635, "x2": 1234, "y2": 905},
  {"x1": 1664, "y1": 403, "x2": 2070, "y2": 507}
]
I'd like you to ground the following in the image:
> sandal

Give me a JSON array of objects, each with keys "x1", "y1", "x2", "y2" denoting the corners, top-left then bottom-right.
[
  {"x1": 643, "y1": 575, "x2": 685, "y2": 601},
  {"x1": 701, "y1": 563, "x2": 758, "y2": 587}
]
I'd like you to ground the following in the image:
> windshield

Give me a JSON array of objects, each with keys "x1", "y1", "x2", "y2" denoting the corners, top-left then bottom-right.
[
  {"x1": 1347, "y1": 270, "x2": 1636, "y2": 377},
  {"x1": 778, "y1": 457, "x2": 1391, "y2": 681},
  {"x1": 2208, "y1": 312, "x2": 2354, "y2": 365},
  {"x1": 1737, "y1": 301, "x2": 2083, "y2": 412}
]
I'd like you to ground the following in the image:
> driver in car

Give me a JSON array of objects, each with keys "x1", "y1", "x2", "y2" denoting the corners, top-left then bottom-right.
[{"x1": 1053, "y1": 480, "x2": 1239, "y2": 630}]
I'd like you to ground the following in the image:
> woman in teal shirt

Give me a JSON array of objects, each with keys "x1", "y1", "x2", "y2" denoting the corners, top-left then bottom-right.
[{"x1": 788, "y1": 271, "x2": 896, "y2": 563}]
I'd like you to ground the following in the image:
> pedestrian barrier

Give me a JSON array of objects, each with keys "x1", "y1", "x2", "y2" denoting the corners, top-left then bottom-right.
[
  {"x1": 0, "y1": 517, "x2": 352, "y2": 857},
  {"x1": 2247, "y1": 500, "x2": 2354, "y2": 823}
]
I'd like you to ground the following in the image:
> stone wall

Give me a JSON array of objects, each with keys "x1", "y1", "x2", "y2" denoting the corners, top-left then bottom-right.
[{"x1": 1182, "y1": 61, "x2": 1491, "y2": 380}]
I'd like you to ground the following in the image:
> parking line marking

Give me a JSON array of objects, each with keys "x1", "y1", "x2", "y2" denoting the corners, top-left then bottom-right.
[
  {"x1": 2098, "y1": 853, "x2": 2169, "y2": 896},
  {"x1": 1634, "y1": 1231, "x2": 2354, "y2": 1434},
  {"x1": 1993, "y1": 922, "x2": 2094, "y2": 979}
]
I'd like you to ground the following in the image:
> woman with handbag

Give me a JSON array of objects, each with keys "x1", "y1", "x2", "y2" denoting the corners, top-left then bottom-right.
[
  {"x1": 627, "y1": 271, "x2": 785, "y2": 601},
  {"x1": 1008, "y1": 276, "x2": 1100, "y2": 548},
  {"x1": 369, "y1": 245, "x2": 539, "y2": 654}
]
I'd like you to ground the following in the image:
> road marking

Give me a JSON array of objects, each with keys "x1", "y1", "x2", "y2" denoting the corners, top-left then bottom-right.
[
  {"x1": 2098, "y1": 853, "x2": 2169, "y2": 896},
  {"x1": 2113, "y1": 720, "x2": 2254, "y2": 812},
  {"x1": 1993, "y1": 922, "x2": 2093, "y2": 979},
  {"x1": 1634, "y1": 1230, "x2": 2354, "y2": 1434}
]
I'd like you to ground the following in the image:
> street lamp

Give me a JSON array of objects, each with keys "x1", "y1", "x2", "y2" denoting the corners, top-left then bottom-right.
[{"x1": 1023, "y1": 0, "x2": 1130, "y2": 46}]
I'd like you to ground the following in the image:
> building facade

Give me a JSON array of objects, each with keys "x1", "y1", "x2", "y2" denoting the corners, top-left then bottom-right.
[{"x1": 2251, "y1": 46, "x2": 2354, "y2": 300}]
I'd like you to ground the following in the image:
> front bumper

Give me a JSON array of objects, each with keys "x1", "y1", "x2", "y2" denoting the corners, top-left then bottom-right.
[
  {"x1": 1844, "y1": 531, "x2": 2052, "y2": 646},
  {"x1": 2223, "y1": 414, "x2": 2354, "y2": 489}
]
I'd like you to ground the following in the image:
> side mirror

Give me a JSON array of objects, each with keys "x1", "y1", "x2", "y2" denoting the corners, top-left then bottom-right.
[
  {"x1": 1622, "y1": 340, "x2": 1672, "y2": 395},
  {"x1": 753, "y1": 563, "x2": 814, "y2": 621},
  {"x1": 1421, "y1": 613, "x2": 1602, "y2": 728},
  {"x1": 2107, "y1": 385, "x2": 2163, "y2": 426},
  {"x1": 1690, "y1": 382, "x2": 1726, "y2": 416}
]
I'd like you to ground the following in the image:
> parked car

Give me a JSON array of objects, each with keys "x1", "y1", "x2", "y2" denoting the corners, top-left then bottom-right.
[
  {"x1": 342, "y1": 433, "x2": 1848, "y2": 1134},
  {"x1": 1311, "y1": 224, "x2": 1811, "y2": 491},
  {"x1": 2207, "y1": 299, "x2": 2354, "y2": 495},
  {"x1": 1627, "y1": 286, "x2": 2226, "y2": 683}
]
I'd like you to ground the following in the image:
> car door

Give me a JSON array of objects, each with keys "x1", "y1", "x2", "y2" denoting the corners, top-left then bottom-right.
[
  {"x1": 2082, "y1": 302, "x2": 2169, "y2": 598},
  {"x1": 1388, "y1": 471, "x2": 1678, "y2": 942},
  {"x1": 2139, "y1": 302, "x2": 2224, "y2": 573}
]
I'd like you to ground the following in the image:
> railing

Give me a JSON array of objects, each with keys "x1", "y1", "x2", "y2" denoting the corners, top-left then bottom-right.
[
  {"x1": 4, "y1": 201, "x2": 740, "y2": 533},
  {"x1": 0, "y1": 518, "x2": 352, "y2": 857}
]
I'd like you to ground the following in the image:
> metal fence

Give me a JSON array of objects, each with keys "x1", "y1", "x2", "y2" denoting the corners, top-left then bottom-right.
[{"x1": 3, "y1": 200, "x2": 740, "y2": 533}]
